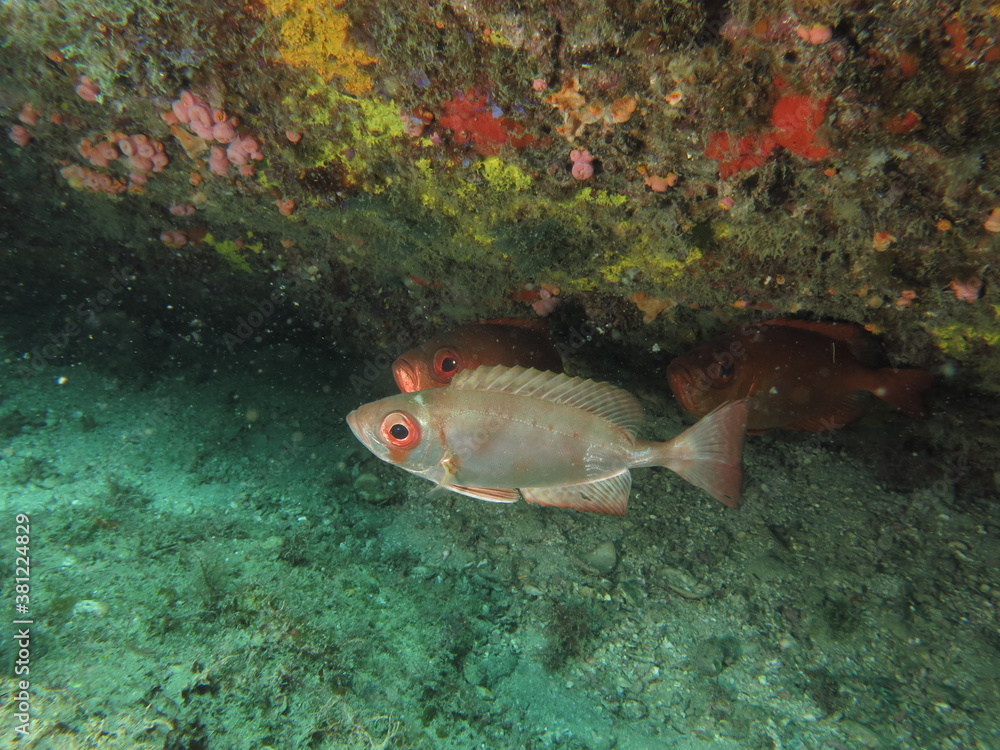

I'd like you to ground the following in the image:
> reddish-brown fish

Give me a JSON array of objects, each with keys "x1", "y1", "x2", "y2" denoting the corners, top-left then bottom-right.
[
  {"x1": 348, "y1": 366, "x2": 750, "y2": 514},
  {"x1": 392, "y1": 318, "x2": 563, "y2": 393},
  {"x1": 667, "y1": 319, "x2": 933, "y2": 432}
]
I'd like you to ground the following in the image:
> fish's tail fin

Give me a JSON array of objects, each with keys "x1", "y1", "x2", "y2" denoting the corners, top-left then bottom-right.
[
  {"x1": 874, "y1": 368, "x2": 933, "y2": 418},
  {"x1": 636, "y1": 399, "x2": 750, "y2": 507}
]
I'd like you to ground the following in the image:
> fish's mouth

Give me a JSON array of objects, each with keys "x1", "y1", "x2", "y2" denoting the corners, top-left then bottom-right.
[
  {"x1": 345, "y1": 410, "x2": 363, "y2": 441},
  {"x1": 346, "y1": 407, "x2": 393, "y2": 463},
  {"x1": 392, "y1": 358, "x2": 418, "y2": 393},
  {"x1": 666, "y1": 362, "x2": 700, "y2": 414}
]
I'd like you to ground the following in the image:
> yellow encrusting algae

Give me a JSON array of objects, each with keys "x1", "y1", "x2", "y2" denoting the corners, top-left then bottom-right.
[{"x1": 264, "y1": 0, "x2": 376, "y2": 94}]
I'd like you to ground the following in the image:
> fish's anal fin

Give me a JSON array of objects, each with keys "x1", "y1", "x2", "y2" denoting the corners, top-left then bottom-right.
[
  {"x1": 521, "y1": 471, "x2": 632, "y2": 516},
  {"x1": 445, "y1": 484, "x2": 520, "y2": 503}
]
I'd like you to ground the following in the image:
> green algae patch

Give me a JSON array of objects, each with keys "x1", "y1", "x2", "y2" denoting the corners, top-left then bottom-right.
[
  {"x1": 574, "y1": 188, "x2": 628, "y2": 207},
  {"x1": 357, "y1": 97, "x2": 406, "y2": 140},
  {"x1": 479, "y1": 158, "x2": 532, "y2": 192},
  {"x1": 928, "y1": 321, "x2": 1000, "y2": 357},
  {"x1": 598, "y1": 239, "x2": 704, "y2": 284},
  {"x1": 205, "y1": 233, "x2": 256, "y2": 273},
  {"x1": 292, "y1": 85, "x2": 403, "y2": 147},
  {"x1": 926, "y1": 307, "x2": 1000, "y2": 394},
  {"x1": 280, "y1": 84, "x2": 403, "y2": 194}
]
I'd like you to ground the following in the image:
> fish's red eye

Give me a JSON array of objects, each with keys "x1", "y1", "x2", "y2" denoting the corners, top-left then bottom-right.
[
  {"x1": 380, "y1": 411, "x2": 421, "y2": 449},
  {"x1": 432, "y1": 348, "x2": 463, "y2": 382}
]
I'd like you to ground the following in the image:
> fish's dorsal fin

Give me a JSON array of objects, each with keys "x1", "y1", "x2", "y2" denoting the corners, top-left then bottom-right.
[
  {"x1": 451, "y1": 365, "x2": 643, "y2": 436},
  {"x1": 472, "y1": 317, "x2": 550, "y2": 333},
  {"x1": 758, "y1": 318, "x2": 884, "y2": 367}
]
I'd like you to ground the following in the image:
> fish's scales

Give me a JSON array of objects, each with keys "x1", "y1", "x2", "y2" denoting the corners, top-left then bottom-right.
[{"x1": 451, "y1": 366, "x2": 643, "y2": 435}]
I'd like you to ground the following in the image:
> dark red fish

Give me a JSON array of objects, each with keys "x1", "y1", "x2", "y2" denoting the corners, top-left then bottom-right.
[
  {"x1": 666, "y1": 318, "x2": 933, "y2": 431},
  {"x1": 392, "y1": 318, "x2": 563, "y2": 393}
]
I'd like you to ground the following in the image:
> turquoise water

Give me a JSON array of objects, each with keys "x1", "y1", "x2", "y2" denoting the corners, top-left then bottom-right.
[
  {"x1": 0, "y1": 303, "x2": 996, "y2": 749},
  {"x1": 1, "y1": 0, "x2": 999, "y2": 746}
]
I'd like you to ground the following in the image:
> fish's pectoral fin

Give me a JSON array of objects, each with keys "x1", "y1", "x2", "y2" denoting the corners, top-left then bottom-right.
[
  {"x1": 521, "y1": 472, "x2": 632, "y2": 516},
  {"x1": 439, "y1": 454, "x2": 460, "y2": 480},
  {"x1": 430, "y1": 453, "x2": 519, "y2": 503},
  {"x1": 443, "y1": 484, "x2": 520, "y2": 503},
  {"x1": 426, "y1": 483, "x2": 452, "y2": 499}
]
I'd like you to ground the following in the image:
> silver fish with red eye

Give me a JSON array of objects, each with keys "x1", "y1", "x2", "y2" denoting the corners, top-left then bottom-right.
[{"x1": 347, "y1": 365, "x2": 750, "y2": 515}]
